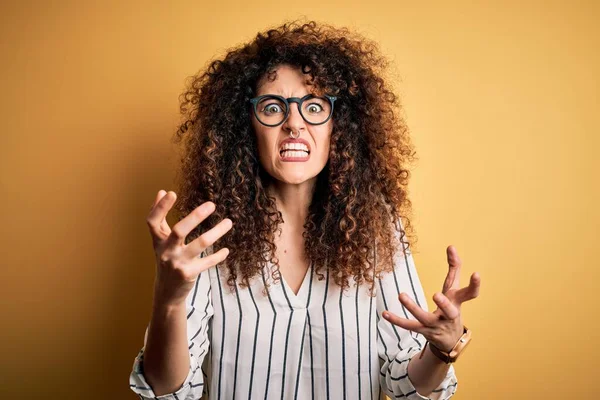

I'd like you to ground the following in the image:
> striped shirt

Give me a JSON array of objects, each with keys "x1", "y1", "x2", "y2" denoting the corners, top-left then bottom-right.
[{"x1": 129, "y1": 232, "x2": 458, "y2": 400}]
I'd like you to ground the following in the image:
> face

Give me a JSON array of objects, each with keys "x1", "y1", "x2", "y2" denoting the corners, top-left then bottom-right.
[{"x1": 250, "y1": 64, "x2": 333, "y2": 186}]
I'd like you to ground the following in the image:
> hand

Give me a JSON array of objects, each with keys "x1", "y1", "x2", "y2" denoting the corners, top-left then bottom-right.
[
  {"x1": 382, "y1": 245, "x2": 481, "y2": 352},
  {"x1": 146, "y1": 190, "x2": 233, "y2": 307}
]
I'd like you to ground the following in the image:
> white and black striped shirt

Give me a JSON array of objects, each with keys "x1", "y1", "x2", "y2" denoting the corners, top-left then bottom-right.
[{"x1": 129, "y1": 233, "x2": 458, "y2": 399}]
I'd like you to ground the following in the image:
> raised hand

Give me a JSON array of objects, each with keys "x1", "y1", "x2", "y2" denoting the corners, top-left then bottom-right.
[
  {"x1": 382, "y1": 245, "x2": 481, "y2": 352},
  {"x1": 146, "y1": 190, "x2": 233, "y2": 307}
]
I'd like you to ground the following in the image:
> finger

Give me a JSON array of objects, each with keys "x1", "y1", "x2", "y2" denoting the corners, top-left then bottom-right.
[
  {"x1": 147, "y1": 191, "x2": 176, "y2": 241},
  {"x1": 187, "y1": 247, "x2": 231, "y2": 276},
  {"x1": 442, "y1": 245, "x2": 461, "y2": 293},
  {"x1": 150, "y1": 189, "x2": 167, "y2": 211},
  {"x1": 433, "y1": 292, "x2": 460, "y2": 320},
  {"x1": 150, "y1": 190, "x2": 171, "y2": 234},
  {"x1": 454, "y1": 272, "x2": 481, "y2": 304},
  {"x1": 183, "y1": 216, "x2": 233, "y2": 259},
  {"x1": 167, "y1": 201, "x2": 217, "y2": 248},
  {"x1": 381, "y1": 310, "x2": 426, "y2": 333},
  {"x1": 398, "y1": 293, "x2": 438, "y2": 327}
]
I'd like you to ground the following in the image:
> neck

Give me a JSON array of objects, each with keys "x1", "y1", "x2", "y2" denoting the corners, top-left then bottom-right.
[{"x1": 266, "y1": 178, "x2": 316, "y2": 229}]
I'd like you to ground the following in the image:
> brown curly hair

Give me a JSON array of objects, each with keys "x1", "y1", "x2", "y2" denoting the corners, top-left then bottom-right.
[{"x1": 171, "y1": 18, "x2": 419, "y2": 296}]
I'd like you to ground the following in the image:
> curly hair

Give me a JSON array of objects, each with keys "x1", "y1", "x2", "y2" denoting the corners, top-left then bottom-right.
[{"x1": 171, "y1": 18, "x2": 419, "y2": 296}]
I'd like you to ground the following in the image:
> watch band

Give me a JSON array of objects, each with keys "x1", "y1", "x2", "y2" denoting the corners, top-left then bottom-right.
[{"x1": 427, "y1": 325, "x2": 472, "y2": 364}]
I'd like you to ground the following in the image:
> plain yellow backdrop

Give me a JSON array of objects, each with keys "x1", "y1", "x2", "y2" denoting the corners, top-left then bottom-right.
[{"x1": 1, "y1": 1, "x2": 598, "y2": 399}]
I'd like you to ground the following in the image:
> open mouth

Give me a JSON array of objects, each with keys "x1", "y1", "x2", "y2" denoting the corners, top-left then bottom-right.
[{"x1": 278, "y1": 141, "x2": 311, "y2": 161}]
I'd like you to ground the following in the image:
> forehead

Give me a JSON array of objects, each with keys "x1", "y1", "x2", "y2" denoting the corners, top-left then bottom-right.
[{"x1": 256, "y1": 64, "x2": 320, "y2": 96}]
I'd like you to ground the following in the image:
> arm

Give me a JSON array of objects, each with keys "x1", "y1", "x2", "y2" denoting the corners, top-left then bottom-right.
[
  {"x1": 376, "y1": 229, "x2": 458, "y2": 400},
  {"x1": 145, "y1": 301, "x2": 189, "y2": 394},
  {"x1": 407, "y1": 341, "x2": 453, "y2": 396},
  {"x1": 129, "y1": 260, "x2": 214, "y2": 399}
]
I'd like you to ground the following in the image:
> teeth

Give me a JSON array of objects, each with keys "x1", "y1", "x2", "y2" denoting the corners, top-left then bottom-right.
[
  {"x1": 281, "y1": 150, "x2": 309, "y2": 158},
  {"x1": 280, "y1": 143, "x2": 310, "y2": 152}
]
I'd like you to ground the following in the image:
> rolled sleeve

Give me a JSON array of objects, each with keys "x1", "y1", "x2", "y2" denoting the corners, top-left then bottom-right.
[
  {"x1": 129, "y1": 348, "x2": 202, "y2": 399},
  {"x1": 380, "y1": 347, "x2": 458, "y2": 399}
]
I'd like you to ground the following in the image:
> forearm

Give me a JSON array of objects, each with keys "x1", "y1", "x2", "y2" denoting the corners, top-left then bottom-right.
[
  {"x1": 407, "y1": 343, "x2": 451, "y2": 397},
  {"x1": 143, "y1": 300, "x2": 190, "y2": 396}
]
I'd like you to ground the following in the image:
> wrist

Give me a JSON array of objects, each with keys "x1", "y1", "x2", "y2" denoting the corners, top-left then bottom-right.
[
  {"x1": 152, "y1": 296, "x2": 186, "y2": 316},
  {"x1": 152, "y1": 282, "x2": 187, "y2": 311},
  {"x1": 418, "y1": 342, "x2": 448, "y2": 365},
  {"x1": 426, "y1": 325, "x2": 472, "y2": 364},
  {"x1": 432, "y1": 327, "x2": 464, "y2": 353}
]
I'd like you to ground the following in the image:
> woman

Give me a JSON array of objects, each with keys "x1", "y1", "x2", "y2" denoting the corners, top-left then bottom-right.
[{"x1": 129, "y1": 20, "x2": 481, "y2": 400}]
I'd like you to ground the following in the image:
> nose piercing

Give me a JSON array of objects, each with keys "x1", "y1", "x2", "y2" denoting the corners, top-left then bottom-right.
[{"x1": 289, "y1": 129, "x2": 300, "y2": 139}]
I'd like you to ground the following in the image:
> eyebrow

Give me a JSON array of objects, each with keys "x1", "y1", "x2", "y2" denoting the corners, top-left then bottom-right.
[{"x1": 256, "y1": 92, "x2": 314, "y2": 98}]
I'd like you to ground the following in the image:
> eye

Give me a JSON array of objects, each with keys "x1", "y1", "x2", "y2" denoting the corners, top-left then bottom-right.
[
  {"x1": 306, "y1": 102, "x2": 324, "y2": 114},
  {"x1": 262, "y1": 103, "x2": 284, "y2": 115}
]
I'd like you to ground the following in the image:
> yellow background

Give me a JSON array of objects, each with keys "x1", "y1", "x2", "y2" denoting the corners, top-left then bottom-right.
[{"x1": 1, "y1": 1, "x2": 598, "y2": 399}]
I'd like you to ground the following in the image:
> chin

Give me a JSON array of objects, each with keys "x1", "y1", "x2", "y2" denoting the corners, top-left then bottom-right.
[
  {"x1": 280, "y1": 174, "x2": 315, "y2": 185},
  {"x1": 262, "y1": 160, "x2": 327, "y2": 185},
  {"x1": 270, "y1": 167, "x2": 318, "y2": 184}
]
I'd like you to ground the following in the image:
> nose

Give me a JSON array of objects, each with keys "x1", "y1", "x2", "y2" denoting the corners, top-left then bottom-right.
[{"x1": 282, "y1": 102, "x2": 306, "y2": 134}]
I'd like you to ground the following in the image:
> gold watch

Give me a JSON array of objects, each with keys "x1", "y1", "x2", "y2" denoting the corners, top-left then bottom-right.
[{"x1": 428, "y1": 325, "x2": 472, "y2": 364}]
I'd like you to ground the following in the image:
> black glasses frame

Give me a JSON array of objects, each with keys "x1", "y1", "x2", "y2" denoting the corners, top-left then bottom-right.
[{"x1": 249, "y1": 93, "x2": 338, "y2": 127}]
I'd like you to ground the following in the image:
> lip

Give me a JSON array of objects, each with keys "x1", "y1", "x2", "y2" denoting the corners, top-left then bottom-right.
[{"x1": 278, "y1": 137, "x2": 311, "y2": 162}]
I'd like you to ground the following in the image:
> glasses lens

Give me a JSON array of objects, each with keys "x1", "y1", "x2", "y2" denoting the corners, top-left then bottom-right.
[
  {"x1": 255, "y1": 96, "x2": 287, "y2": 126},
  {"x1": 255, "y1": 95, "x2": 332, "y2": 126},
  {"x1": 301, "y1": 96, "x2": 332, "y2": 124}
]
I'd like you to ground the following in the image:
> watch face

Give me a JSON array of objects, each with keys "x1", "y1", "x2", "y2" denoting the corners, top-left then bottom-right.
[{"x1": 450, "y1": 336, "x2": 471, "y2": 360}]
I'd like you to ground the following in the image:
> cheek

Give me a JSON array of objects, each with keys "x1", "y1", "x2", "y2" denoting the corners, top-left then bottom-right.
[
  {"x1": 323, "y1": 137, "x2": 331, "y2": 154},
  {"x1": 254, "y1": 136, "x2": 280, "y2": 171},
  {"x1": 317, "y1": 131, "x2": 332, "y2": 159},
  {"x1": 316, "y1": 144, "x2": 330, "y2": 162},
  {"x1": 252, "y1": 129, "x2": 275, "y2": 158}
]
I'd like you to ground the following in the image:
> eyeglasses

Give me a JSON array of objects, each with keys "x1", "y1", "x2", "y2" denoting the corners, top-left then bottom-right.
[{"x1": 249, "y1": 93, "x2": 338, "y2": 127}]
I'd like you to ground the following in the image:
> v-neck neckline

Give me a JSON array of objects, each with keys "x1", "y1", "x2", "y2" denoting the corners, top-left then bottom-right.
[{"x1": 275, "y1": 259, "x2": 313, "y2": 308}]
